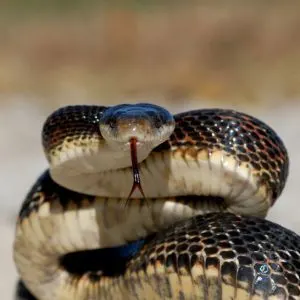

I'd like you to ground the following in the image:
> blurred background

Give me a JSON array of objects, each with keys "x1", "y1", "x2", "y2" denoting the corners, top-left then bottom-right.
[{"x1": 2, "y1": 1, "x2": 300, "y2": 298}]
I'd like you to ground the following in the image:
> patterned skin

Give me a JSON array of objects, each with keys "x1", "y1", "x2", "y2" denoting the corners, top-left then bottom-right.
[
  {"x1": 124, "y1": 213, "x2": 300, "y2": 299},
  {"x1": 156, "y1": 109, "x2": 288, "y2": 202},
  {"x1": 14, "y1": 105, "x2": 295, "y2": 300}
]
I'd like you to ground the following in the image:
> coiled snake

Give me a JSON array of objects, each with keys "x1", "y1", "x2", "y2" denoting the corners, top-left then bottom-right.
[{"x1": 13, "y1": 104, "x2": 300, "y2": 300}]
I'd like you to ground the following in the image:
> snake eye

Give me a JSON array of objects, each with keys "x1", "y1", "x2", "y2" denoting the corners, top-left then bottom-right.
[{"x1": 109, "y1": 120, "x2": 116, "y2": 129}]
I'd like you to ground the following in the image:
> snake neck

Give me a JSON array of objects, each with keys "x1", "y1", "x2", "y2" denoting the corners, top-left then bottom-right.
[{"x1": 49, "y1": 149, "x2": 271, "y2": 218}]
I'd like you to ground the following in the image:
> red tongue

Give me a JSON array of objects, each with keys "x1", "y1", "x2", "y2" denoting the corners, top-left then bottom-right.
[{"x1": 127, "y1": 137, "x2": 145, "y2": 201}]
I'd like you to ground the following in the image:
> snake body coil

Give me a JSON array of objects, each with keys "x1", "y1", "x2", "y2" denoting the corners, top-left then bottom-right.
[{"x1": 13, "y1": 104, "x2": 300, "y2": 300}]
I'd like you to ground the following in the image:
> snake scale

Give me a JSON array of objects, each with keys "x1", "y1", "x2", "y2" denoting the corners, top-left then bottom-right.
[{"x1": 13, "y1": 104, "x2": 300, "y2": 300}]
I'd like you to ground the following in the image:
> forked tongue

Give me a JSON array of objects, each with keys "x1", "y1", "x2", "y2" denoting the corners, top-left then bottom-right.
[{"x1": 127, "y1": 137, "x2": 145, "y2": 202}]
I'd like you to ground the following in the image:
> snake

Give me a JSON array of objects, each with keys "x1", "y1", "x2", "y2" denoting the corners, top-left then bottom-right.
[{"x1": 13, "y1": 103, "x2": 300, "y2": 300}]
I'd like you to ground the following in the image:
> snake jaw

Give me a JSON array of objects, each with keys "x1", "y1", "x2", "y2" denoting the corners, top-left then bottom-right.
[{"x1": 127, "y1": 137, "x2": 145, "y2": 202}]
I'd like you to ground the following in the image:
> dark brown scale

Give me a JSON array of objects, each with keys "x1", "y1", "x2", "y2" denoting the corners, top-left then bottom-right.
[
  {"x1": 282, "y1": 262, "x2": 295, "y2": 272},
  {"x1": 156, "y1": 245, "x2": 165, "y2": 253},
  {"x1": 270, "y1": 263, "x2": 284, "y2": 273},
  {"x1": 234, "y1": 246, "x2": 248, "y2": 255},
  {"x1": 165, "y1": 253, "x2": 177, "y2": 268},
  {"x1": 252, "y1": 252, "x2": 267, "y2": 262},
  {"x1": 237, "y1": 154, "x2": 250, "y2": 162},
  {"x1": 231, "y1": 237, "x2": 245, "y2": 245},
  {"x1": 178, "y1": 253, "x2": 191, "y2": 269},
  {"x1": 166, "y1": 243, "x2": 176, "y2": 252},
  {"x1": 256, "y1": 141, "x2": 265, "y2": 150},
  {"x1": 287, "y1": 284, "x2": 300, "y2": 296},
  {"x1": 203, "y1": 238, "x2": 216, "y2": 245},
  {"x1": 244, "y1": 122, "x2": 256, "y2": 131},
  {"x1": 220, "y1": 250, "x2": 236, "y2": 259},
  {"x1": 206, "y1": 256, "x2": 220, "y2": 270},
  {"x1": 174, "y1": 128, "x2": 185, "y2": 140},
  {"x1": 249, "y1": 152, "x2": 260, "y2": 161},
  {"x1": 227, "y1": 230, "x2": 240, "y2": 237},
  {"x1": 251, "y1": 161, "x2": 262, "y2": 171},
  {"x1": 156, "y1": 254, "x2": 165, "y2": 265},
  {"x1": 286, "y1": 273, "x2": 299, "y2": 284},
  {"x1": 238, "y1": 256, "x2": 253, "y2": 265},
  {"x1": 237, "y1": 145, "x2": 247, "y2": 153},
  {"x1": 126, "y1": 213, "x2": 300, "y2": 298},
  {"x1": 294, "y1": 261, "x2": 300, "y2": 270},
  {"x1": 234, "y1": 137, "x2": 245, "y2": 145},
  {"x1": 204, "y1": 246, "x2": 219, "y2": 255},
  {"x1": 215, "y1": 233, "x2": 228, "y2": 241},
  {"x1": 237, "y1": 265, "x2": 255, "y2": 286},
  {"x1": 206, "y1": 136, "x2": 219, "y2": 144},
  {"x1": 176, "y1": 243, "x2": 189, "y2": 252},
  {"x1": 260, "y1": 242, "x2": 273, "y2": 251},
  {"x1": 221, "y1": 261, "x2": 237, "y2": 282},
  {"x1": 254, "y1": 233, "x2": 267, "y2": 242},
  {"x1": 189, "y1": 236, "x2": 201, "y2": 243},
  {"x1": 218, "y1": 241, "x2": 233, "y2": 249}
]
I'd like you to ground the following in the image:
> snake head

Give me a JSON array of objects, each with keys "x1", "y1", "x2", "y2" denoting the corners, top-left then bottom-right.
[{"x1": 99, "y1": 103, "x2": 175, "y2": 151}]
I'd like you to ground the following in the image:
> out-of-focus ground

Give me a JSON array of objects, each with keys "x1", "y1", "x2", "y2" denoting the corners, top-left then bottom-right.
[
  {"x1": 2, "y1": 2, "x2": 300, "y2": 106},
  {"x1": 1, "y1": 2, "x2": 300, "y2": 299}
]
